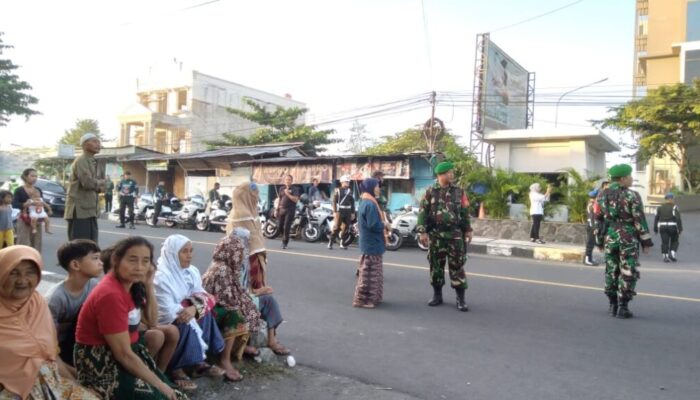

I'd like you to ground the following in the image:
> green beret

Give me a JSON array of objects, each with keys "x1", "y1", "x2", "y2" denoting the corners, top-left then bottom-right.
[
  {"x1": 608, "y1": 164, "x2": 632, "y2": 178},
  {"x1": 435, "y1": 161, "x2": 454, "y2": 175}
]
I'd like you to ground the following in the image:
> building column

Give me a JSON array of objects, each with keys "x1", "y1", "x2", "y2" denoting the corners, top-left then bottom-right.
[
  {"x1": 120, "y1": 123, "x2": 129, "y2": 146},
  {"x1": 145, "y1": 121, "x2": 154, "y2": 149}
]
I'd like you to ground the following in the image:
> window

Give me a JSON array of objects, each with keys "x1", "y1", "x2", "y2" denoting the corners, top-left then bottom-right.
[
  {"x1": 178, "y1": 90, "x2": 187, "y2": 110},
  {"x1": 688, "y1": 1, "x2": 700, "y2": 41},
  {"x1": 638, "y1": 14, "x2": 648, "y2": 37},
  {"x1": 684, "y1": 49, "x2": 700, "y2": 85}
]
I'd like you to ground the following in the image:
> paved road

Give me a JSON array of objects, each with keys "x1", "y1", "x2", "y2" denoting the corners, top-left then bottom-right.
[{"x1": 40, "y1": 218, "x2": 700, "y2": 400}]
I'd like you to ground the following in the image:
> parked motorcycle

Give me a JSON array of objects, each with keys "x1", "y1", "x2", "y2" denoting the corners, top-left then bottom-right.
[
  {"x1": 303, "y1": 200, "x2": 332, "y2": 242},
  {"x1": 196, "y1": 195, "x2": 232, "y2": 232},
  {"x1": 145, "y1": 195, "x2": 203, "y2": 228},
  {"x1": 386, "y1": 205, "x2": 429, "y2": 251},
  {"x1": 262, "y1": 194, "x2": 318, "y2": 241}
]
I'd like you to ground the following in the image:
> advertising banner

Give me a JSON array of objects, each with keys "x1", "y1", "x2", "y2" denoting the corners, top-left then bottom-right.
[
  {"x1": 252, "y1": 163, "x2": 334, "y2": 185},
  {"x1": 335, "y1": 159, "x2": 410, "y2": 180},
  {"x1": 484, "y1": 40, "x2": 529, "y2": 130}
]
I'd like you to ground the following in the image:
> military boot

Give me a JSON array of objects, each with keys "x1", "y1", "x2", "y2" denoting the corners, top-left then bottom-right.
[
  {"x1": 663, "y1": 253, "x2": 670, "y2": 263},
  {"x1": 455, "y1": 287, "x2": 469, "y2": 312},
  {"x1": 607, "y1": 295, "x2": 618, "y2": 317},
  {"x1": 428, "y1": 285, "x2": 443, "y2": 306},
  {"x1": 617, "y1": 298, "x2": 633, "y2": 319}
]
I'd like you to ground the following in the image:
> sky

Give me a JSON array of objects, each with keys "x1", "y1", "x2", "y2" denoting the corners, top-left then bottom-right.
[{"x1": 0, "y1": 0, "x2": 636, "y2": 159}]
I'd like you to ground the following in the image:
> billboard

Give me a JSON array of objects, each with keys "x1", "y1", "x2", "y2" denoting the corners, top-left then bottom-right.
[{"x1": 483, "y1": 39, "x2": 529, "y2": 130}]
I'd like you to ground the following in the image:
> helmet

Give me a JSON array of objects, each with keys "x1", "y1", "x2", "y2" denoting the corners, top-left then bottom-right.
[
  {"x1": 340, "y1": 175, "x2": 350, "y2": 183},
  {"x1": 299, "y1": 193, "x2": 309, "y2": 204}
]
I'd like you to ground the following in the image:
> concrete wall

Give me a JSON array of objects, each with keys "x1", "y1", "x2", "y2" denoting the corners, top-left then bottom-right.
[
  {"x1": 647, "y1": 0, "x2": 686, "y2": 56},
  {"x1": 471, "y1": 218, "x2": 588, "y2": 245},
  {"x1": 494, "y1": 140, "x2": 595, "y2": 178}
]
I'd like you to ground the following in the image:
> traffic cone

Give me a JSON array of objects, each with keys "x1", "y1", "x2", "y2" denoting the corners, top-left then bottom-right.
[{"x1": 478, "y1": 203, "x2": 485, "y2": 219}]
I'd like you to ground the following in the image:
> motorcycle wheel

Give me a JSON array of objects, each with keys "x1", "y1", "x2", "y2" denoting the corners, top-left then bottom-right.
[
  {"x1": 263, "y1": 221, "x2": 279, "y2": 239},
  {"x1": 195, "y1": 217, "x2": 209, "y2": 231},
  {"x1": 164, "y1": 220, "x2": 177, "y2": 228},
  {"x1": 146, "y1": 214, "x2": 155, "y2": 227},
  {"x1": 302, "y1": 225, "x2": 321, "y2": 242},
  {"x1": 385, "y1": 231, "x2": 402, "y2": 251}
]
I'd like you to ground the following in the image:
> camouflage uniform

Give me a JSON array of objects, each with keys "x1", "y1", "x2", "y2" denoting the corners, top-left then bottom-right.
[
  {"x1": 595, "y1": 182, "x2": 653, "y2": 315},
  {"x1": 417, "y1": 182, "x2": 471, "y2": 289}
]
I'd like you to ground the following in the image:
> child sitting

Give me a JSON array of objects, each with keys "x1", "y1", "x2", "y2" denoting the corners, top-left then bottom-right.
[
  {"x1": 0, "y1": 190, "x2": 14, "y2": 248},
  {"x1": 45, "y1": 239, "x2": 102, "y2": 367},
  {"x1": 28, "y1": 195, "x2": 52, "y2": 234}
]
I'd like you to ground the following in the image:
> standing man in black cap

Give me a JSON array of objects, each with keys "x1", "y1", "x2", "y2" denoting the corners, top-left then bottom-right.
[
  {"x1": 64, "y1": 133, "x2": 105, "y2": 243},
  {"x1": 116, "y1": 171, "x2": 138, "y2": 229}
]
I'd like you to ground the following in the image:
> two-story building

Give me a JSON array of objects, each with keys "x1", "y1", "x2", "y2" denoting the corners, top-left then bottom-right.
[{"x1": 117, "y1": 68, "x2": 306, "y2": 154}]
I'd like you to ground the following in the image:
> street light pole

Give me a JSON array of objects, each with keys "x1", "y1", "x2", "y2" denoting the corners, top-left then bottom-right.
[{"x1": 554, "y1": 77, "x2": 608, "y2": 127}]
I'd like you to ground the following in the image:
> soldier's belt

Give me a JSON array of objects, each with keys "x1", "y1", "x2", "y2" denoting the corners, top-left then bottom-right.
[
  {"x1": 338, "y1": 205, "x2": 353, "y2": 209},
  {"x1": 658, "y1": 222, "x2": 677, "y2": 226}
]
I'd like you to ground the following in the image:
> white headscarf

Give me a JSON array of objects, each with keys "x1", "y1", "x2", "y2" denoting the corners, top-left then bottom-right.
[{"x1": 154, "y1": 234, "x2": 205, "y2": 325}]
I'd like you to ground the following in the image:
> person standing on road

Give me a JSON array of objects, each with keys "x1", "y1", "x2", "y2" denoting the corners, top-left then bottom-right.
[
  {"x1": 596, "y1": 164, "x2": 653, "y2": 319},
  {"x1": 371, "y1": 170, "x2": 392, "y2": 222},
  {"x1": 654, "y1": 193, "x2": 683, "y2": 263},
  {"x1": 276, "y1": 175, "x2": 300, "y2": 250},
  {"x1": 328, "y1": 175, "x2": 355, "y2": 250},
  {"x1": 584, "y1": 189, "x2": 599, "y2": 266},
  {"x1": 12, "y1": 168, "x2": 47, "y2": 251},
  {"x1": 208, "y1": 182, "x2": 221, "y2": 205},
  {"x1": 65, "y1": 133, "x2": 105, "y2": 243},
  {"x1": 353, "y1": 178, "x2": 389, "y2": 309},
  {"x1": 116, "y1": 171, "x2": 138, "y2": 229},
  {"x1": 529, "y1": 182, "x2": 552, "y2": 244},
  {"x1": 416, "y1": 161, "x2": 472, "y2": 312},
  {"x1": 104, "y1": 175, "x2": 114, "y2": 213},
  {"x1": 152, "y1": 181, "x2": 167, "y2": 226}
]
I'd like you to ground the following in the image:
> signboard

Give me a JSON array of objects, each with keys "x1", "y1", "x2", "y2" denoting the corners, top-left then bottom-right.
[
  {"x1": 58, "y1": 144, "x2": 75, "y2": 158},
  {"x1": 146, "y1": 161, "x2": 169, "y2": 171},
  {"x1": 335, "y1": 160, "x2": 410, "y2": 180},
  {"x1": 483, "y1": 40, "x2": 529, "y2": 130},
  {"x1": 252, "y1": 163, "x2": 334, "y2": 185}
]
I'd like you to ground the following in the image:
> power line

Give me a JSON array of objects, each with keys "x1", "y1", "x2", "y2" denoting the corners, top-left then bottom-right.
[{"x1": 490, "y1": 0, "x2": 586, "y2": 33}]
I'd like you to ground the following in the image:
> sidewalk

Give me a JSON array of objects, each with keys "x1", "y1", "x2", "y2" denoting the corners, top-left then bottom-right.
[{"x1": 470, "y1": 211, "x2": 700, "y2": 266}]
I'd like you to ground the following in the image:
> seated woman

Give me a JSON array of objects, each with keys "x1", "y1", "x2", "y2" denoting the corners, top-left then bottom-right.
[
  {"x1": 226, "y1": 183, "x2": 289, "y2": 355},
  {"x1": 74, "y1": 237, "x2": 187, "y2": 400},
  {"x1": 0, "y1": 245, "x2": 98, "y2": 400},
  {"x1": 154, "y1": 234, "x2": 242, "y2": 385}
]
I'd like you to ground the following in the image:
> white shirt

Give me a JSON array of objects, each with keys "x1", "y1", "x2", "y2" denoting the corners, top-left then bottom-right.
[{"x1": 529, "y1": 191, "x2": 549, "y2": 215}]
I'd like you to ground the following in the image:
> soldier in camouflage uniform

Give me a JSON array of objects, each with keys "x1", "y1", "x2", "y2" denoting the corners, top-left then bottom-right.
[
  {"x1": 595, "y1": 164, "x2": 653, "y2": 319},
  {"x1": 416, "y1": 161, "x2": 472, "y2": 312}
]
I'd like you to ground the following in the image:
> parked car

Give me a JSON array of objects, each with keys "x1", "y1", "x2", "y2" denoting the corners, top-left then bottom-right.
[{"x1": 33, "y1": 179, "x2": 67, "y2": 216}]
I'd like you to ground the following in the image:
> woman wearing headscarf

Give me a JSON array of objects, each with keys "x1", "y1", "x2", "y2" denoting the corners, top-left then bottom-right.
[
  {"x1": 225, "y1": 182, "x2": 289, "y2": 355},
  {"x1": 154, "y1": 234, "x2": 241, "y2": 387},
  {"x1": 529, "y1": 182, "x2": 552, "y2": 244},
  {"x1": 0, "y1": 245, "x2": 98, "y2": 400},
  {"x1": 353, "y1": 178, "x2": 389, "y2": 309}
]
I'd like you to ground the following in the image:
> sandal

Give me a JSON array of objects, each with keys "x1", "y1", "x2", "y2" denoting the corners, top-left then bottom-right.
[
  {"x1": 352, "y1": 303, "x2": 376, "y2": 309},
  {"x1": 223, "y1": 368, "x2": 243, "y2": 383},
  {"x1": 243, "y1": 346, "x2": 260, "y2": 357},
  {"x1": 170, "y1": 370, "x2": 197, "y2": 392},
  {"x1": 192, "y1": 363, "x2": 225, "y2": 378},
  {"x1": 269, "y1": 343, "x2": 291, "y2": 356}
]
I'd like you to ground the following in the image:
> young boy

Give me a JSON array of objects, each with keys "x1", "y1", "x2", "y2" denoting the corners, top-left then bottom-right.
[
  {"x1": 0, "y1": 190, "x2": 14, "y2": 248},
  {"x1": 45, "y1": 239, "x2": 102, "y2": 366}
]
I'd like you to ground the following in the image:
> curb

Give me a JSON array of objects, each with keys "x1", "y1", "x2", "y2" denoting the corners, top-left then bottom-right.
[{"x1": 469, "y1": 240, "x2": 585, "y2": 264}]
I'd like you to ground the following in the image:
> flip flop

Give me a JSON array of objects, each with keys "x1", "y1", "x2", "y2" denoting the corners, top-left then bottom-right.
[
  {"x1": 243, "y1": 346, "x2": 260, "y2": 357},
  {"x1": 269, "y1": 343, "x2": 291, "y2": 356},
  {"x1": 169, "y1": 371, "x2": 198, "y2": 392},
  {"x1": 192, "y1": 363, "x2": 225, "y2": 378},
  {"x1": 223, "y1": 369, "x2": 243, "y2": 383}
]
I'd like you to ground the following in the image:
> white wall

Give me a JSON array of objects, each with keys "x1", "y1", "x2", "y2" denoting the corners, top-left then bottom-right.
[{"x1": 494, "y1": 139, "x2": 604, "y2": 179}]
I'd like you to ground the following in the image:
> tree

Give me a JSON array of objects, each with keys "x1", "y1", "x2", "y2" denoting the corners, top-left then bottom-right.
[
  {"x1": 363, "y1": 125, "x2": 457, "y2": 155},
  {"x1": 204, "y1": 98, "x2": 337, "y2": 154},
  {"x1": 59, "y1": 119, "x2": 103, "y2": 145},
  {"x1": 595, "y1": 81, "x2": 700, "y2": 193},
  {"x1": 558, "y1": 168, "x2": 599, "y2": 223},
  {"x1": 345, "y1": 120, "x2": 374, "y2": 154},
  {"x1": 0, "y1": 32, "x2": 39, "y2": 126}
]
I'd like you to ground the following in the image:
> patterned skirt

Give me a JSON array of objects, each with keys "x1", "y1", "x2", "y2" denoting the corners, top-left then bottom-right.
[
  {"x1": 0, "y1": 361, "x2": 99, "y2": 400},
  {"x1": 74, "y1": 342, "x2": 188, "y2": 400},
  {"x1": 353, "y1": 254, "x2": 384, "y2": 306}
]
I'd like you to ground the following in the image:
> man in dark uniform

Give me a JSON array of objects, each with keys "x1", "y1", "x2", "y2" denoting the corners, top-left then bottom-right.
[
  {"x1": 209, "y1": 182, "x2": 221, "y2": 205},
  {"x1": 104, "y1": 175, "x2": 114, "y2": 213},
  {"x1": 372, "y1": 170, "x2": 391, "y2": 222},
  {"x1": 151, "y1": 181, "x2": 167, "y2": 226},
  {"x1": 596, "y1": 164, "x2": 653, "y2": 319},
  {"x1": 654, "y1": 193, "x2": 683, "y2": 262},
  {"x1": 276, "y1": 174, "x2": 300, "y2": 249},
  {"x1": 116, "y1": 171, "x2": 138, "y2": 229},
  {"x1": 416, "y1": 161, "x2": 472, "y2": 312},
  {"x1": 328, "y1": 175, "x2": 355, "y2": 250}
]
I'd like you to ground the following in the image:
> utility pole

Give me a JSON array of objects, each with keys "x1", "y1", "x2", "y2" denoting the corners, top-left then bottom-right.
[{"x1": 428, "y1": 91, "x2": 436, "y2": 153}]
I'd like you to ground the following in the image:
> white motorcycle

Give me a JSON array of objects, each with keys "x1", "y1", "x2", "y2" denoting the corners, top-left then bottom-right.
[
  {"x1": 386, "y1": 205, "x2": 429, "y2": 251},
  {"x1": 196, "y1": 195, "x2": 231, "y2": 232}
]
